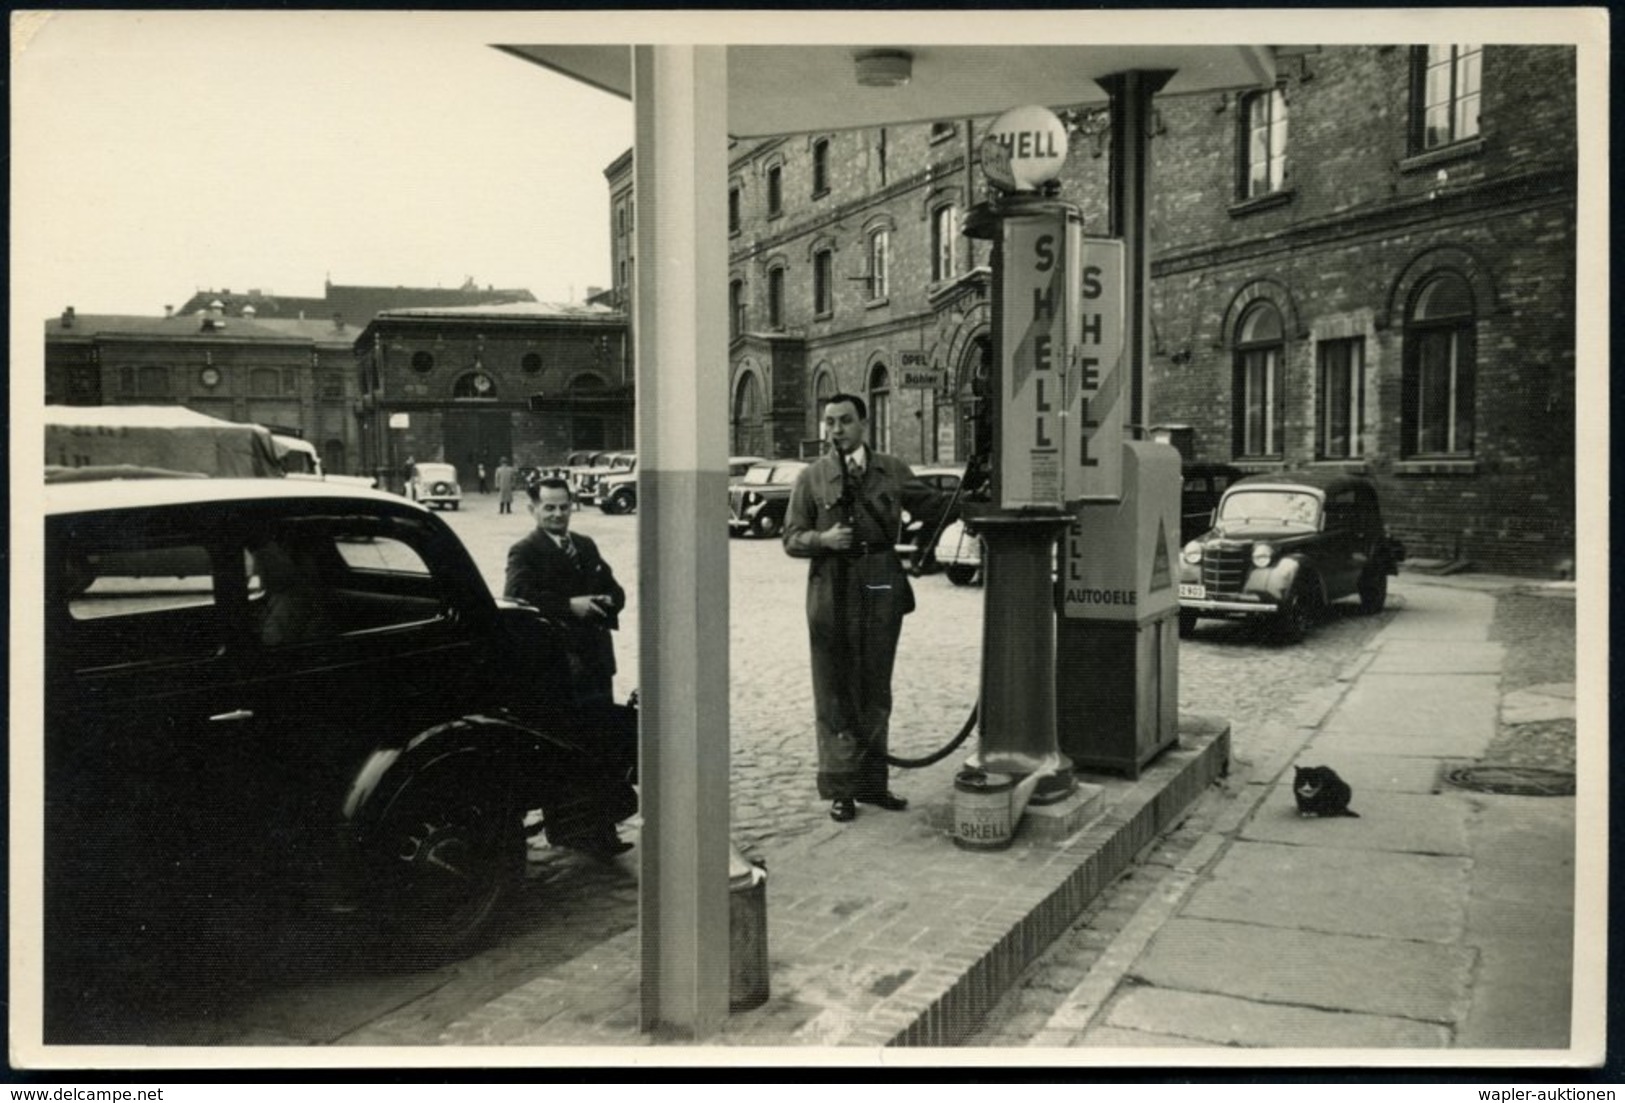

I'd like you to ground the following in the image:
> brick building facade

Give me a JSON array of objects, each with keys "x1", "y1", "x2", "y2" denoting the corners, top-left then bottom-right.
[
  {"x1": 605, "y1": 44, "x2": 1576, "y2": 574},
  {"x1": 352, "y1": 302, "x2": 631, "y2": 486},
  {"x1": 45, "y1": 305, "x2": 368, "y2": 476}
]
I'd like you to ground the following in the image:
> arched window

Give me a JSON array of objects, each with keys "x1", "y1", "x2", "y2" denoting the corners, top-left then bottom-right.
[
  {"x1": 729, "y1": 278, "x2": 746, "y2": 338},
  {"x1": 452, "y1": 371, "x2": 498, "y2": 399},
  {"x1": 411, "y1": 351, "x2": 435, "y2": 373},
  {"x1": 1232, "y1": 302, "x2": 1285, "y2": 458},
  {"x1": 868, "y1": 363, "x2": 892, "y2": 454},
  {"x1": 323, "y1": 439, "x2": 346, "y2": 476},
  {"x1": 1403, "y1": 272, "x2": 1476, "y2": 456},
  {"x1": 733, "y1": 370, "x2": 765, "y2": 457},
  {"x1": 767, "y1": 265, "x2": 786, "y2": 329}
]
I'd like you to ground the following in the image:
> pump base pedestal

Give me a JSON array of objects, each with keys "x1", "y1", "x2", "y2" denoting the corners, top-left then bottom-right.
[{"x1": 1055, "y1": 609, "x2": 1180, "y2": 778}]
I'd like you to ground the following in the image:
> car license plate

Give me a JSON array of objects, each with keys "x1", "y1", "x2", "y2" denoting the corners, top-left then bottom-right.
[{"x1": 1179, "y1": 583, "x2": 1205, "y2": 600}]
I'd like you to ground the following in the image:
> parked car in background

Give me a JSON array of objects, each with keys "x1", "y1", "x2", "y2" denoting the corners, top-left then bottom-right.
[
  {"x1": 44, "y1": 479, "x2": 639, "y2": 975},
  {"x1": 728, "y1": 459, "x2": 808, "y2": 538},
  {"x1": 897, "y1": 463, "x2": 966, "y2": 572},
  {"x1": 408, "y1": 461, "x2": 462, "y2": 510},
  {"x1": 572, "y1": 451, "x2": 633, "y2": 506},
  {"x1": 596, "y1": 454, "x2": 767, "y2": 515},
  {"x1": 729, "y1": 455, "x2": 768, "y2": 483},
  {"x1": 934, "y1": 460, "x2": 1251, "y2": 588},
  {"x1": 1180, "y1": 462, "x2": 1246, "y2": 545},
  {"x1": 1177, "y1": 469, "x2": 1405, "y2": 642}
]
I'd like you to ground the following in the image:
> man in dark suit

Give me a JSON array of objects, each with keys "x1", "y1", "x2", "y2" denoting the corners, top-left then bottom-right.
[
  {"x1": 505, "y1": 477, "x2": 632, "y2": 859},
  {"x1": 504, "y1": 477, "x2": 627, "y2": 707}
]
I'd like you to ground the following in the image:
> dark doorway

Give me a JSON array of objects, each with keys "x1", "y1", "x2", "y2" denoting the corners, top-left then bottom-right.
[{"x1": 443, "y1": 410, "x2": 513, "y2": 484}]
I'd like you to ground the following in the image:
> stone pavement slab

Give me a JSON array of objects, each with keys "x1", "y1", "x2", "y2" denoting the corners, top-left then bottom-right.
[
  {"x1": 1293, "y1": 752, "x2": 1445, "y2": 794},
  {"x1": 1318, "y1": 672, "x2": 1500, "y2": 747},
  {"x1": 1366, "y1": 640, "x2": 1505, "y2": 675},
  {"x1": 1132, "y1": 917, "x2": 1475, "y2": 1024},
  {"x1": 1458, "y1": 795, "x2": 1576, "y2": 1049},
  {"x1": 1100, "y1": 986, "x2": 1452, "y2": 1048},
  {"x1": 1181, "y1": 840, "x2": 1469, "y2": 942},
  {"x1": 1241, "y1": 784, "x2": 1471, "y2": 856},
  {"x1": 1378, "y1": 587, "x2": 1496, "y2": 640},
  {"x1": 1501, "y1": 683, "x2": 1578, "y2": 724}
]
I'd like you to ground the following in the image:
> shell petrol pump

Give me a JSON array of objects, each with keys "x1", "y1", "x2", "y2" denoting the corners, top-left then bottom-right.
[{"x1": 959, "y1": 102, "x2": 1182, "y2": 805}]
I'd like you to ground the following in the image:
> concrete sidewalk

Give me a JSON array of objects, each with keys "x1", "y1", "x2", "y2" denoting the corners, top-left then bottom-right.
[{"x1": 1031, "y1": 577, "x2": 1578, "y2": 1051}]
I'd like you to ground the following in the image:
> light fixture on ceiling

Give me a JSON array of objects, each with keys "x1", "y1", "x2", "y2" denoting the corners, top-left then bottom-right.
[{"x1": 855, "y1": 49, "x2": 913, "y2": 88}]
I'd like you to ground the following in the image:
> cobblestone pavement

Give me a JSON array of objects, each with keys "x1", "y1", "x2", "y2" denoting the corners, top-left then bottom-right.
[{"x1": 438, "y1": 500, "x2": 1395, "y2": 855}]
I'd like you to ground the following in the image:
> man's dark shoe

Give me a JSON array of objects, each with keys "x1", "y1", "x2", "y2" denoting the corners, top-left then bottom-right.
[
  {"x1": 858, "y1": 792, "x2": 909, "y2": 812},
  {"x1": 568, "y1": 825, "x2": 634, "y2": 859},
  {"x1": 830, "y1": 798, "x2": 857, "y2": 822}
]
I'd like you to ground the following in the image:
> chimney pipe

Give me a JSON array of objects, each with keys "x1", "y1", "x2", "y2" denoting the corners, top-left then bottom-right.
[
  {"x1": 60, "y1": 306, "x2": 76, "y2": 329},
  {"x1": 164, "y1": 305, "x2": 174, "y2": 318}
]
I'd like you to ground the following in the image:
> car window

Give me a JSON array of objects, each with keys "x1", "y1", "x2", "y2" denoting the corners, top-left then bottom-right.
[
  {"x1": 246, "y1": 525, "x2": 446, "y2": 647},
  {"x1": 1323, "y1": 489, "x2": 1358, "y2": 533},
  {"x1": 55, "y1": 541, "x2": 221, "y2": 670},
  {"x1": 1218, "y1": 490, "x2": 1321, "y2": 527},
  {"x1": 741, "y1": 466, "x2": 774, "y2": 486},
  {"x1": 773, "y1": 464, "x2": 806, "y2": 483}
]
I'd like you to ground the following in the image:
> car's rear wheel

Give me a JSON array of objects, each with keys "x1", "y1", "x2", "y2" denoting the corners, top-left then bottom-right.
[
  {"x1": 1178, "y1": 611, "x2": 1198, "y2": 637},
  {"x1": 1358, "y1": 565, "x2": 1389, "y2": 615},
  {"x1": 372, "y1": 776, "x2": 521, "y2": 957},
  {"x1": 603, "y1": 488, "x2": 634, "y2": 515},
  {"x1": 751, "y1": 511, "x2": 782, "y2": 539},
  {"x1": 945, "y1": 563, "x2": 979, "y2": 587}
]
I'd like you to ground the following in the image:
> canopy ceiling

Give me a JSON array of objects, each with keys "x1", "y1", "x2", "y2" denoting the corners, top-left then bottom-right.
[{"x1": 498, "y1": 44, "x2": 1280, "y2": 138}]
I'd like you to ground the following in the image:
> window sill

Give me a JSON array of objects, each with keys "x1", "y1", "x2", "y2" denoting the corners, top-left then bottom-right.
[
  {"x1": 814, "y1": 310, "x2": 833, "y2": 322},
  {"x1": 1395, "y1": 458, "x2": 1478, "y2": 476},
  {"x1": 812, "y1": 187, "x2": 830, "y2": 201},
  {"x1": 1399, "y1": 138, "x2": 1485, "y2": 174},
  {"x1": 1227, "y1": 189, "x2": 1293, "y2": 217},
  {"x1": 767, "y1": 210, "x2": 783, "y2": 222},
  {"x1": 1309, "y1": 459, "x2": 1371, "y2": 475},
  {"x1": 865, "y1": 295, "x2": 890, "y2": 310},
  {"x1": 1232, "y1": 458, "x2": 1288, "y2": 474}
]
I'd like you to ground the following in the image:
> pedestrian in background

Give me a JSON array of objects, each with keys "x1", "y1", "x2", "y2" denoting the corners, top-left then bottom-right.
[
  {"x1": 494, "y1": 457, "x2": 517, "y2": 514},
  {"x1": 505, "y1": 477, "x2": 626, "y2": 708},
  {"x1": 477, "y1": 461, "x2": 489, "y2": 494},
  {"x1": 783, "y1": 393, "x2": 923, "y2": 823}
]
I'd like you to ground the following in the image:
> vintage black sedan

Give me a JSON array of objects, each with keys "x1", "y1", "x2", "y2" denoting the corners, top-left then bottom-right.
[
  {"x1": 44, "y1": 478, "x2": 637, "y2": 974},
  {"x1": 1177, "y1": 469, "x2": 1405, "y2": 641}
]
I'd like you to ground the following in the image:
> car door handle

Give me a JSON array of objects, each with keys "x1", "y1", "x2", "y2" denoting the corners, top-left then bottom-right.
[{"x1": 209, "y1": 709, "x2": 255, "y2": 722}]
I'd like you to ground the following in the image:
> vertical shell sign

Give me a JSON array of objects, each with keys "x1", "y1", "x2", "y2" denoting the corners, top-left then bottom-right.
[
  {"x1": 1063, "y1": 237, "x2": 1125, "y2": 504},
  {"x1": 997, "y1": 205, "x2": 1081, "y2": 509}
]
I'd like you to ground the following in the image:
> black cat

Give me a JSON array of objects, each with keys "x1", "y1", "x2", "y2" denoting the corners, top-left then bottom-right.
[{"x1": 1293, "y1": 765, "x2": 1360, "y2": 818}]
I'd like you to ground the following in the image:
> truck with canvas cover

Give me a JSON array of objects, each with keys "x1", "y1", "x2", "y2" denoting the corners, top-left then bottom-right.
[{"x1": 46, "y1": 405, "x2": 284, "y2": 481}]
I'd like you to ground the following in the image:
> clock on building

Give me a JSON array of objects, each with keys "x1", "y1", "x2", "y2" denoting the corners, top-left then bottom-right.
[{"x1": 200, "y1": 366, "x2": 221, "y2": 388}]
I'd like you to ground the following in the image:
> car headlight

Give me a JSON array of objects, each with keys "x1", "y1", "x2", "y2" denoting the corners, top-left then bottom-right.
[
  {"x1": 1251, "y1": 543, "x2": 1275, "y2": 568},
  {"x1": 1182, "y1": 541, "x2": 1203, "y2": 565}
]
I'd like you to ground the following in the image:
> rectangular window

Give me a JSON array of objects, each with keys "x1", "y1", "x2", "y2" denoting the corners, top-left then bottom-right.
[
  {"x1": 118, "y1": 366, "x2": 135, "y2": 394},
  {"x1": 1418, "y1": 45, "x2": 1482, "y2": 150},
  {"x1": 1238, "y1": 347, "x2": 1282, "y2": 457},
  {"x1": 768, "y1": 268, "x2": 784, "y2": 329},
  {"x1": 728, "y1": 187, "x2": 741, "y2": 234},
  {"x1": 930, "y1": 121, "x2": 956, "y2": 143},
  {"x1": 812, "y1": 139, "x2": 829, "y2": 196},
  {"x1": 932, "y1": 206, "x2": 956, "y2": 283},
  {"x1": 321, "y1": 371, "x2": 344, "y2": 399},
  {"x1": 1317, "y1": 338, "x2": 1365, "y2": 459},
  {"x1": 767, "y1": 165, "x2": 782, "y2": 217},
  {"x1": 729, "y1": 279, "x2": 745, "y2": 338},
  {"x1": 137, "y1": 365, "x2": 170, "y2": 397},
  {"x1": 868, "y1": 230, "x2": 889, "y2": 300},
  {"x1": 1243, "y1": 88, "x2": 1288, "y2": 198},
  {"x1": 813, "y1": 250, "x2": 833, "y2": 317}
]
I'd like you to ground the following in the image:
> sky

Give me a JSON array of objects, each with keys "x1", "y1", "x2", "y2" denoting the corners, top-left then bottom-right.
[{"x1": 12, "y1": 11, "x2": 634, "y2": 320}]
